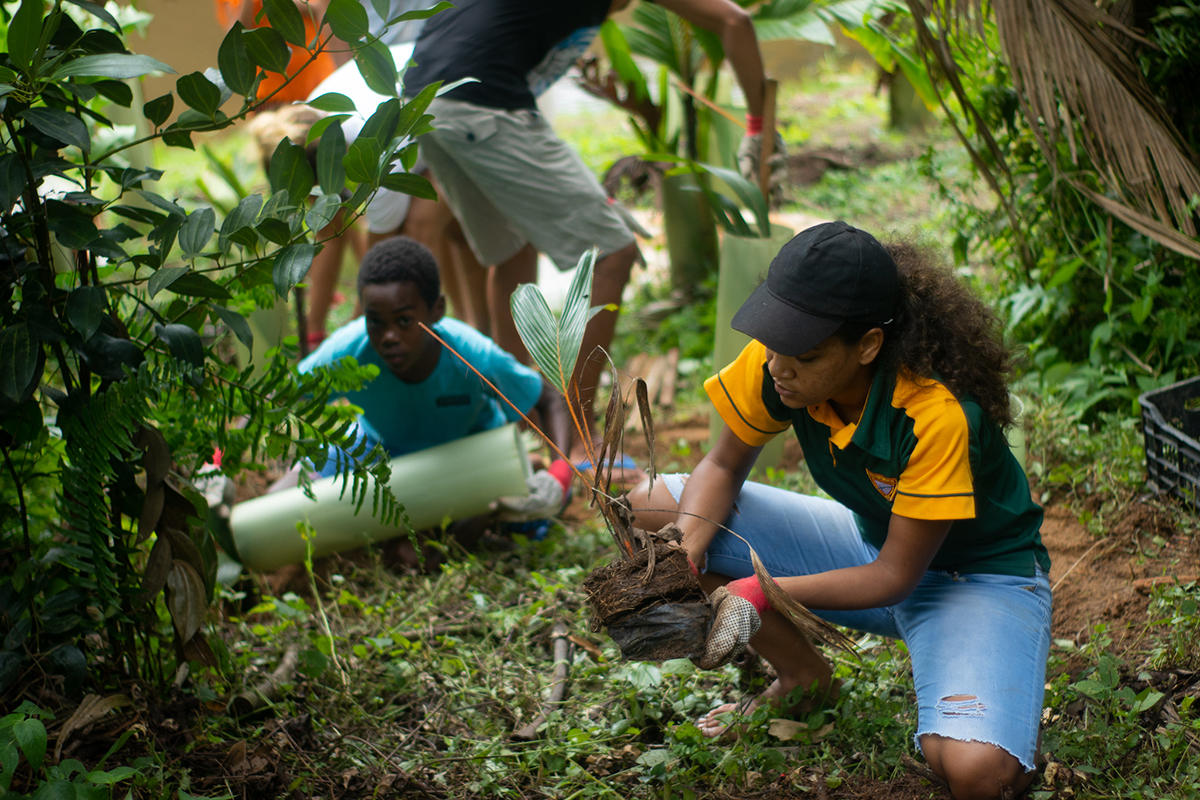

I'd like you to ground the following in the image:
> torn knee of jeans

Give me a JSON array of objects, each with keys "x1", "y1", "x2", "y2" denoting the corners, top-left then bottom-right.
[{"x1": 937, "y1": 694, "x2": 986, "y2": 718}]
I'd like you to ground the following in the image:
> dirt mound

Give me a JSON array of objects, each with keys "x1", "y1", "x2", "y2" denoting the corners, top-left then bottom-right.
[{"x1": 1044, "y1": 502, "x2": 1195, "y2": 652}]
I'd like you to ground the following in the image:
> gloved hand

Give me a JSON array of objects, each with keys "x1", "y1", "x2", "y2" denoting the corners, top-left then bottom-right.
[
  {"x1": 495, "y1": 459, "x2": 572, "y2": 522},
  {"x1": 693, "y1": 576, "x2": 770, "y2": 670},
  {"x1": 737, "y1": 128, "x2": 788, "y2": 208}
]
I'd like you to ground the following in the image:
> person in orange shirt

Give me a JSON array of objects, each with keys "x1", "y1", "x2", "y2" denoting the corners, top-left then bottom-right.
[{"x1": 214, "y1": 0, "x2": 337, "y2": 106}]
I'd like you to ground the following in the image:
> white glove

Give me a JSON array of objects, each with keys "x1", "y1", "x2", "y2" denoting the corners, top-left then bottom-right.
[
  {"x1": 693, "y1": 585, "x2": 762, "y2": 670},
  {"x1": 737, "y1": 131, "x2": 788, "y2": 208},
  {"x1": 495, "y1": 469, "x2": 568, "y2": 522}
]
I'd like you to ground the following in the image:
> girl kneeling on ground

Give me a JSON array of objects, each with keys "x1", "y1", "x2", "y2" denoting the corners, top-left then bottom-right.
[{"x1": 628, "y1": 221, "x2": 1051, "y2": 800}]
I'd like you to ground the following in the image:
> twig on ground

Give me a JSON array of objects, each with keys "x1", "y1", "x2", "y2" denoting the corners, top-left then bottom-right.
[
  {"x1": 900, "y1": 753, "x2": 948, "y2": 789},
  {"x1": 1052, "y1": 537, "x2": 1111, "y2": 593},
  {"x1": 513, "y1": 622, "x2": 574, "y2": 741},
  {"x1": 228, "y1": 644, "x2": 302, "y2": 716},
  {"x1": 391, "y1": 622, "x2": 483, "y2": 641}
]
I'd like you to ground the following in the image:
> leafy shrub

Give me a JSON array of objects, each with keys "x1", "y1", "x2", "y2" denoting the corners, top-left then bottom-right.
[{"x1": 0, "y1": 0, "x2": 445, "y2": 698}]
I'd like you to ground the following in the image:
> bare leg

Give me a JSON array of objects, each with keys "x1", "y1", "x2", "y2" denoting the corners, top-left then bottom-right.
[
  {"x1": 444, "y1": 215, "x2": 489, "y2": 332},
  {"x1": 305, "y1": 207, "x2": 352, "y2": 337},
  {"x1": 920, "y1": 735, "x2": 1037, "y2": 800},
  {"x1": 489, "y1": 243, "x2": 538, "y2": 365},
  {"x1": 574, "y1": 243, "x2": 638, "y2": 425},
  {"x1": 627, "y1": 475, "x2": 836, "y2": 737}
]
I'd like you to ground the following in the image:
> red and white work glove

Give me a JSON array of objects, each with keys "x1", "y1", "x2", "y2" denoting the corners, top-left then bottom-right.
[
  {"x1": 495, "y1": 459, "x2": 572, "y2": 521},
  {"x1": 694, "y1": 576, "x2": 770, "y2": 670}
]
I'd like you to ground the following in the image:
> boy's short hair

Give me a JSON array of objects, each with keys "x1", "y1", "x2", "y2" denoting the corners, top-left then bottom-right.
[{"x1": 357, "y1": 236, "x2": 441, "y2": 307}]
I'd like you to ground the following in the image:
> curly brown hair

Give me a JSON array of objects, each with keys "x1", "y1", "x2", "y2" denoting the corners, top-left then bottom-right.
[{"x1": 837, "y1": 240, "x2": 1015, "y2": 428}]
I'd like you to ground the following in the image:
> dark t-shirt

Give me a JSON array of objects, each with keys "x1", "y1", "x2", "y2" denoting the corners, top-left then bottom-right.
[{"x1": 404, "y1": 0, "x2": 611, "y2": 110}]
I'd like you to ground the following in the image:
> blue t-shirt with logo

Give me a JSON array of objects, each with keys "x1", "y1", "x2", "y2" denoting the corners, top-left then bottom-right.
[{"x1": 298, "y1": 317, "x2": 543, "y2": 456}]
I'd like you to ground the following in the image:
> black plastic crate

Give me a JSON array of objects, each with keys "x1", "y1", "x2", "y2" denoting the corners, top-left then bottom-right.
[{"x1": 1140, "y1": 376, "x2": 1200, "y2": 510}]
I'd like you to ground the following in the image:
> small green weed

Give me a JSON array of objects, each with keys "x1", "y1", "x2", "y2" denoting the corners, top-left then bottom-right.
[{"x1": 0, "y1": 702, "x2": 230, "y2": 800}]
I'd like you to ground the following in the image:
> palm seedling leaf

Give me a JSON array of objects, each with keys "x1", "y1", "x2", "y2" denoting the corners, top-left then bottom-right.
[{"x1": 510, "y1": 248, "x2": 599, "y2": 397}]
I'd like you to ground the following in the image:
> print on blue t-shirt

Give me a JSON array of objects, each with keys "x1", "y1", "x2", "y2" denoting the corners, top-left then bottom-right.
[{"x1": 298, "y1": 317, "x2": 543, "y2": 457}]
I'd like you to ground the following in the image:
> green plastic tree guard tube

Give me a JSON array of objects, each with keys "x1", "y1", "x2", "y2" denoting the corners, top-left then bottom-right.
[
  {"x1": 230, "y1": 424, "x2": 532, "y2": 572},
  {"x1": 710, "y1": 227, "x2": 795, "y2": 469}
]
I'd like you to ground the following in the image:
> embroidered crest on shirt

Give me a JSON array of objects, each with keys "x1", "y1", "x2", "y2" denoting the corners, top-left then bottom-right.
[{"x1": 866, "y1": 469, "x2": 899, "y2": 501}]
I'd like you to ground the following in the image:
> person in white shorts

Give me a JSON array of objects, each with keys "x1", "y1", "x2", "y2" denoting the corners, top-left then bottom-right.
[
  {"x1": 303, "y1": 1, "x2": 492, "y2": 342},
  {"x1": 403, "y1": 0, "x2": 774, "y2": 476}
]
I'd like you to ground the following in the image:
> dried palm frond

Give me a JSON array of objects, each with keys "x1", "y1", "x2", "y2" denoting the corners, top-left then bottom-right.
[
  {"x1": 749, "y1": 548, "x2": 858, "y2": 656},
  {"x1": 923, "y1": 0, "x2": 1200, "y2": 242},
  {"x1": 995, "y1": 0, "x2": 1200, "y2": 237}
]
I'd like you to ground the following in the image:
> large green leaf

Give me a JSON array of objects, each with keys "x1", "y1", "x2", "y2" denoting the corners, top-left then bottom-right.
[
  {"x1": 359, "y1": 97, "x2": 400, "y2": 143},
  {"x1": 263, "y1": 0, "x2": 309, "y2": 47},
  {"x1": 8, "y1": 0, "x2": 44, "y2": 71},
  {"x1": 0, "y1": 154, "x2": 28, "y2": 212},
  {"x1": 218, "y1": 22, "x2": 257, "y2": 97},
  {"x1": 268, "y1": 138, "x2": 315, "y2": 206},
  {"x1": 66, "y1": 287, "x2": 107, "y2": 341},
  {"x1": 170, "y1": 272, "x2": 231, "y2": 299},
  {"x1": 148, "y1": 266, "x2": 188, "y2": 299},
  {"x1": 178, "y1": 208, "x2": 216, "y2": 258},
  {"x1": 380, "y1": 172, "x2": 437, "y2": 200},
  {"x1": 343, "y1": 136, "x2": 381, "y2": 184},
  {"x1": 510, "y1": 249, "x2": 597, "y2": 396},
  {"x1": 388, "y1": 1, "x2": 452, "y2": 23},
  {"x1": 355, "y1": 39, "x2": 398, "y2": 98},
  {"x1": 219, "y1": 193, "x2": 263, "y2": 251},
  {"x1": 600, "y1": 20, "x2": 649, "y2": 102},
  {"x1": 46, "y1": 200, "x2": 100, "y2": 249},
  {"x1": 306, "y1": 191, "x2": 342, "y2": 233},
  {"x1": 13, "y1": 718, "x2": 46, "y2": 773},
  {"x1": 272, "y1": 244, "x2": 316, "y2": 299},
  {"x1": 307, "y1": 92, "x2": 357, "y2": 114},
  {"x1": 155, "y1": 323, "x2": 204, "y2": 369},
  {"x1": 177, "y1": 71, "x2": 223, "y2": 118},
  {"x1": 394, "y1": 83, "x2": 437, "y2": 139},
  {"x1": 324, "y1": 0, "x2": 370, "y2": 42},
  {"x1": 317, "y1": 123, "x2": 347, "y2": 196},
  {"x1": 212, "y1": 305, "x2": 253, "y2": 350},
  {"x1": 0, "y1": 323, "x2": 39, "y2": 403},
  {"x1": 243, "y1": 27, "x2": 291, "y2": 74},
  {"x1": 20, "y1": 108, "x2": 91, "y2": 153},
  {"x1": 54, "y1": 53, "x2": 176, "y2": 80},
  {"x1": 63, "y1": 0, "x2": 120, "y2": 30},
  {"x1": 142, "y1": 93, "x2": 174, "y2": 128}
]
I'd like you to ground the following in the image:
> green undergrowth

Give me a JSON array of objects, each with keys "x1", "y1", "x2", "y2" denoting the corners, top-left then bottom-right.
[{"x1": 5, "y1": 462, "x2": 1198, "y2": 798}]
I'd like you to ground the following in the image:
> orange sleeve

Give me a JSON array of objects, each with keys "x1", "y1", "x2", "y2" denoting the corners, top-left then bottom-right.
[
  {"x1": 892, "y1": 389, "x2": 976, "y2": 520},
  {"x1": 703, "y1": 341, "x2": 792, "y2": 447}
]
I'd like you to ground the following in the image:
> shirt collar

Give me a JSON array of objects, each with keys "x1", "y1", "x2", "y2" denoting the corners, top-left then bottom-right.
[{"x1": 805, "y1": 368, "x2": 895, "y2": 458}]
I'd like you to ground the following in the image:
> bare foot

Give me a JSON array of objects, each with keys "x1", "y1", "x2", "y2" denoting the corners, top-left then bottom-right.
[{"x1": 697, "y1": 677, "x2": 840, "y2": 739}]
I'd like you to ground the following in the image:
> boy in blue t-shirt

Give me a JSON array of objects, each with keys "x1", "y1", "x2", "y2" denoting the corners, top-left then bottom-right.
[{"x1": 298, "y1": 237, "x2": 574, "y2": 560}]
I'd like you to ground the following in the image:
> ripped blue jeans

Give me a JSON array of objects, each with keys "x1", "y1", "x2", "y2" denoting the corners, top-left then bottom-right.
[{"x1": 661, "y1": 474, "x2": 1052, "y2": 772}]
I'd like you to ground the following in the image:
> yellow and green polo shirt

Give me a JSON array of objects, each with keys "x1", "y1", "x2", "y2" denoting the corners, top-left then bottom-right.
[{"x1": 705, "y1": 341, "x2": 1049, "y2": 577}]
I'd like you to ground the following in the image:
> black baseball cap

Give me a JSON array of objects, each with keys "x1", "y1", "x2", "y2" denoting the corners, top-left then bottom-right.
[{"x1": 731, "y1": 221, "x2": 899, "y2": 356}]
